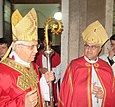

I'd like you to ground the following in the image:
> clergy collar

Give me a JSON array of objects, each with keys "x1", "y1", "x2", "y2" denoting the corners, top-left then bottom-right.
[
  {"x1": 84, "y1": 56, "x2": 98, "y2": 64},
  {"x1": 9, "y1": 51, "x2": 30, "y2": 68}
]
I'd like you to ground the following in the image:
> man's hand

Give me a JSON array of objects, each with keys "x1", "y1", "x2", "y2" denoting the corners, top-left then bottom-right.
[
  {"x1": 25, "y1": 90, "x2": 38, "y2": 107},
  {"x1": 91, "y1": 83, "x2": 104, "y2": 99},
  {"x1": 44, "y1": 71, "x2": 54, "y2": 83},
  {"x1": 39, "y1": 68, "x2": 48, "y2": 74}
]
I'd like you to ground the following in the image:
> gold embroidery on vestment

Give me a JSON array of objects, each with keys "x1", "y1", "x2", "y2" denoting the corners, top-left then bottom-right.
[{"x1": 2, "y1": 58, "x2": 40, "y2": 106}]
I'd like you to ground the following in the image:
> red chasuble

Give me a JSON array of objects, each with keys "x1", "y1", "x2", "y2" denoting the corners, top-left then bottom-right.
[
  {"x1": 0, "y1": 58, "x2": 44, "y2": 107},
  {"x1": 58, "y1": 56, "x2": 114, "y2": 107}
]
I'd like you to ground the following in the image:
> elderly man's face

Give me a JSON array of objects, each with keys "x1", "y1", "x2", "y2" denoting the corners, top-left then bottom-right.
[
  {"x1": 16, "y1": 41, "x2": 38, "y2": 63},
  {"x1": 84, "y1": 42, "x2": 101, "y2": 60},
  {"x1": 0, "y1": 43, "x2": 8, "y2": 58}
]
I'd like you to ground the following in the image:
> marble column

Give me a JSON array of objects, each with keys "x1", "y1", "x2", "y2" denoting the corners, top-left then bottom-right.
[
  {"x1": 0, "y1": 0, "x2": 3, "y2": 38},
  {"x1": 104, "y1": 0, "x2": 114, "y2": 53}
]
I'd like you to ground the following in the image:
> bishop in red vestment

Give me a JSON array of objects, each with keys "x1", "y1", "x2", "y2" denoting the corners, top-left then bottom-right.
[
  {"x1": 0, "y1": 8, "x2": 54, "y2": 107},
  {"x1": 58, "y1": 20, "x2": 115, "y2": 107}
]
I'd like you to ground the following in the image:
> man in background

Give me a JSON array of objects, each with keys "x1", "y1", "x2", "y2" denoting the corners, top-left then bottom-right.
[
  {"x1": 100, "y1": 34, "x2": 115, "y2": 77},
  {"x1": 35, "y1": 40, "x2": 61, "y2": 107},
  {"x1": 0, "y1": 38, "x2": 9, "y2": 60}
]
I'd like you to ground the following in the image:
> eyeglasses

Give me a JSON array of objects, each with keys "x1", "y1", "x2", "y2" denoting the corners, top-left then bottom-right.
[
  {"x1": 19, "y1": 44, "x2": 40, "y2": 50},
  {"x1": 84, "y1": 44, "x2": 100, "y2": 50}
]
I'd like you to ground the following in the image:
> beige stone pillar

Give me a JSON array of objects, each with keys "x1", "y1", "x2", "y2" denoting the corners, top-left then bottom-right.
[
  {"x1": 61, "y1": 0, "x2": 88, "y2": 79},
  {"x1": 61, "y1": 0, "x2": 69, "y2": 79},
  {"x1": 0, "y1": 0, "x2": 3, "y2": 38},
  {"x1": 104, "y1": 0, "x2": 114, "y2": 53}
]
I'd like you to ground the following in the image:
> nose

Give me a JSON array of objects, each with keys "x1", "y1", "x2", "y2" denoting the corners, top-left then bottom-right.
[
  {"x1": 87, "y1": 46, "x2": 93, "y2": 50},
  {"x1": 33, "y1": 46, "x2": 38, "y2": 53}
]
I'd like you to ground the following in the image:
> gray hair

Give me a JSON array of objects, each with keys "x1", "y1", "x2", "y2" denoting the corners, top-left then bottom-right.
[{"x1": 12, "y1": 41, "x2": 25, "y2": 50}]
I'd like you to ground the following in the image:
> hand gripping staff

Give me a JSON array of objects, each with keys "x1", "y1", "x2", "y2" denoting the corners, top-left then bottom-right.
[{"x1": 43, "y1": 18, "x2": 63, "y2": 107}]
